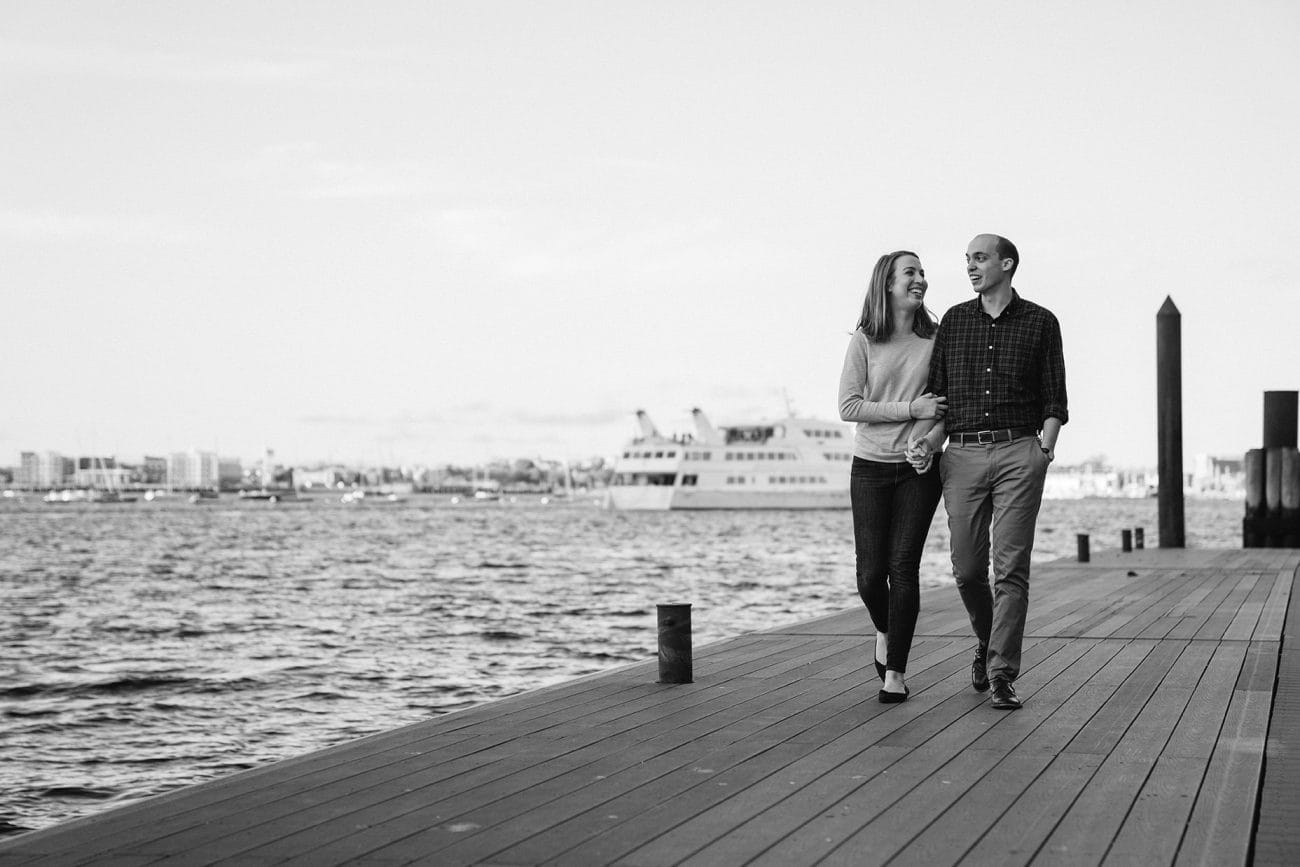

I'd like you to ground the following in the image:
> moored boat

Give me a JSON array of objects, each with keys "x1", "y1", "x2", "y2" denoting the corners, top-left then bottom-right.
[{"x1": 605, "y1": 408, "x2": 853, "y2": 510}]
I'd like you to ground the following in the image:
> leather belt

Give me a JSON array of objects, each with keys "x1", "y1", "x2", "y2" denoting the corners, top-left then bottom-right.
[{"x1": 950, "y1": 426, "x2": 1039, "y2": 445}]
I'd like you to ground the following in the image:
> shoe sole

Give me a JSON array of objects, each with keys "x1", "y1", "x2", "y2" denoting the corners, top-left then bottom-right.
[{"x1": 991, "y1": 701, "x2": 1022, "y2": 710}]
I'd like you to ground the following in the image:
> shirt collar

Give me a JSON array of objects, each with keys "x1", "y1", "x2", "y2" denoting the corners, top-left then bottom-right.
[{"x1": 959, "y1": 288, "x2": 1021, "y2": 318}]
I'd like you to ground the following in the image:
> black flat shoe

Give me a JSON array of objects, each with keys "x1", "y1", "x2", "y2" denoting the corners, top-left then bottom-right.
[{"x1": 878, "y1": 686, "x2": 909, "y2": 704}]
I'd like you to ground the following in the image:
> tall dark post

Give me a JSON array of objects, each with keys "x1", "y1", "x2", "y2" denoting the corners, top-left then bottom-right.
[
  {"x1": 1263, "y1": 391, "x2": 1298, "y2": 448},
  {"x1": 1157, "y1": 297, "x2": 1186, "y2": 547}
]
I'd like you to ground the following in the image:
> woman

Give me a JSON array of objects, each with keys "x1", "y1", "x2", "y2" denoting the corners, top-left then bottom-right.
[{"x1": 838, "y1": 250, "x2": 945, "y2": 703}]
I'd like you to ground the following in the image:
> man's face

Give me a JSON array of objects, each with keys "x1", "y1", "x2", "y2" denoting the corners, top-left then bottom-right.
[{"x1": 966, "y1": 235, "x2": 1011, "y2": 295}]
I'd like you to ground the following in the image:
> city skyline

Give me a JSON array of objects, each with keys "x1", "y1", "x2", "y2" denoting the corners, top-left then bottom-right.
[{"x1": 5, "y1": 3, "x2": 1299, "y2": 469}]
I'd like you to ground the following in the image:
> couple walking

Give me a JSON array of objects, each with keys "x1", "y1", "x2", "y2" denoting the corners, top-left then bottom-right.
[{"x1": 837, "y1": 234, "x2": 1068, "y2": 709}]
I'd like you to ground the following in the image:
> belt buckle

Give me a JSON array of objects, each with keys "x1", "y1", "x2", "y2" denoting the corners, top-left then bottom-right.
[{"x1": 976, "y1": 430, "x2": 995, "y2": 445}]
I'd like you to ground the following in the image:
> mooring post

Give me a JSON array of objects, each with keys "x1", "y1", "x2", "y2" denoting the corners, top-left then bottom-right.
[
  {"x1": 1261, "y1": 392, "x2": 1299, "y2": 547},
  {"x1": 1121, "y1": 529, "x2": 1132, "y2": 552},
  {"x1": 1134, "y1": 527, "x2": 1144, "y2": 549},
  {"x1": 1077, "y1": 533, "x2": 1090, "y2": 563},
  {"x1": 1156, "y1": 297, "x2": 1186, "y2": 547},
  {"x1": 1264, "y1": 391, "x2": 1298, "y2": 449},
  {"x1": 1245, "y1": 448, "x2": 1266, "y2": 547},
  {"x1": 656, "y1": 603, "x2": 693, "y2": 683},
  {"x1": 1283, "y1": 449, "x2": 1300, "y2": 546}
]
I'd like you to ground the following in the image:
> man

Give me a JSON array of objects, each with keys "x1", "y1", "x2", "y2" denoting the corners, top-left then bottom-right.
[{"x1": 910, "y1": 234, "x2": 1067, "y2": 710}]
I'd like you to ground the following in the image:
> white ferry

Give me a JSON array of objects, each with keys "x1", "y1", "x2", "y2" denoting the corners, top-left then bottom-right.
[{"x1": 606, "y1": 408, "x2": 853, "y2": 510}]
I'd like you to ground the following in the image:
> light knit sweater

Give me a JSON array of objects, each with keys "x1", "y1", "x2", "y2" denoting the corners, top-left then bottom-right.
[{"x1": 837, "y1": 329, "x2": 935, "y2": 462}]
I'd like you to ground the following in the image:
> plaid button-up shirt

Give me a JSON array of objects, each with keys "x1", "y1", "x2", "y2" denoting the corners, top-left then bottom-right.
[{"x1": 927, "y1": 291, "x2": 1068, "y2": 434}]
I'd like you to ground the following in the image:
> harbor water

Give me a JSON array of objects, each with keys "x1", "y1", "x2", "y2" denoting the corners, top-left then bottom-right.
[{"x1": 0, "y1": 494, "x2": 1241, "y2": 835}]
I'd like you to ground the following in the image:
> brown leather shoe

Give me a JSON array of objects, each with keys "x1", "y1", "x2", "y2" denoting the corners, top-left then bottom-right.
[
  {"x1": 990, "y1": 677, "x2": 1022, "y2": 710},
  {"x1": 971, "y1": 646, "x2": 989, "y2": 693}
]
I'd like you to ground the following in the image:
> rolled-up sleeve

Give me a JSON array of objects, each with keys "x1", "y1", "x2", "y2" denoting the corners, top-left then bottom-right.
[
  {"x1": 1040, "y1": 313, "x2": 1069, "y2": 425},
  {"x1": 926, "y1": 315, "x2": 948, "y2": 398}
]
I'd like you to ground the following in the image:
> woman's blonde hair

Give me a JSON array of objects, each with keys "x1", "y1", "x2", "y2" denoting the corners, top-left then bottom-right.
[{"x1": 855, "y1": 250, "x2": 937, "y2": 341}]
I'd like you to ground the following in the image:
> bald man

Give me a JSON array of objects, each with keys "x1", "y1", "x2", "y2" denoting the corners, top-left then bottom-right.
[{"x1": 910, "y1": 234, "x2": 1068, "y2": 710}]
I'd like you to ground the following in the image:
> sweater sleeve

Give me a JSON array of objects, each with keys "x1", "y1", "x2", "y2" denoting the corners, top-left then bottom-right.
[{"x1": 838, "y1": 332, "x2": 914, "y2": 423}]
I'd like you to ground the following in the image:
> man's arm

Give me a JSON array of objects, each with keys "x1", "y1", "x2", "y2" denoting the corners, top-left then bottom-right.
[
  {"x1": 1039, "y1": 311, "x2": 1067, "y2": 462},
  {"x1": 1039, "y1": 417, "x2": 1062, "y2": 462}
]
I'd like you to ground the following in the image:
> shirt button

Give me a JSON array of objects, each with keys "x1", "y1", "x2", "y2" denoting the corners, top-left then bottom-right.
[
  {"x1": 988, "y1": 345, "x2": 993, "y2": 349},
  {"x1": 985, "y1": 390, "x2": 990, "y2": 394},
  {"x1": 986, "y1": 368, "x2": 992, "y2": 372}
]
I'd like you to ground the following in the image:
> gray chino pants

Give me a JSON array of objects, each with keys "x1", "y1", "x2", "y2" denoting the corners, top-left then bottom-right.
[{"x1": 940, "y1": 436, "x2": 1050, "y2": 682}]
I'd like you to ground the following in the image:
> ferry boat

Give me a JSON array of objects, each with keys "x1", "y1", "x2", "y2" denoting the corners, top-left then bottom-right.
[{"x1": 606, "y1": 408, "x2": 853, "y2": 510}]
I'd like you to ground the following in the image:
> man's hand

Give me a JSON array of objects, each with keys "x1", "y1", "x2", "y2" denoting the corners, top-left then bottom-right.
[{"x1": 908, "y1": 393, "x2": 948, "y2": 420}]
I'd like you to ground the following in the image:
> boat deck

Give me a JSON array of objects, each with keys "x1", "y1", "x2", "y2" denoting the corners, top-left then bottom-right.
[{"x1": 2, "y1": 546, "x2": 1297, "y2": 865}]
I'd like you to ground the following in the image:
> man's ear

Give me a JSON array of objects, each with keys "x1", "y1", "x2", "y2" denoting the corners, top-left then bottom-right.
[{"x1": 1001, "y1": 259, "x2": 1014, "y2": 272}]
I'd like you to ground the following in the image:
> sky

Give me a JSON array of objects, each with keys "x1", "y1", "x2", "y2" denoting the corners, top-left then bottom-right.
[{"x1": 4, "y1": 1, "x2": 1299, "y2": 470}]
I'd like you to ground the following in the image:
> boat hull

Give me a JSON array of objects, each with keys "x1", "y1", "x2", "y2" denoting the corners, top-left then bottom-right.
[{"x1": 608, "y1": 487, "x2": 848, "y2": 510}]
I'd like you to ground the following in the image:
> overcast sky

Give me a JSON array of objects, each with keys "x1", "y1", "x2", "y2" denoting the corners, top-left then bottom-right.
[{"x1": 4, "y1": 1, "x2": 1298, "y2": 469}]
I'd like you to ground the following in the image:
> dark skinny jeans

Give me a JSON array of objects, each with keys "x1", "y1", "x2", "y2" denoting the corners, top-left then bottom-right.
[{"x1": 850, "y1": 456, "x2": 943, "y2": 673}]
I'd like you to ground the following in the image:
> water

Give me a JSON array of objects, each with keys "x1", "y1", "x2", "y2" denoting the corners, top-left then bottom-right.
[{"x1": 0, "y1": 493, "x2": 1242, "y2": 836}]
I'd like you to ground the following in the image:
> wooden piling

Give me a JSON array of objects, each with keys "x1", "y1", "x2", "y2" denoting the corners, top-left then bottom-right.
[
  {"x1": 1077, "y1": 533, "x2": 1090, "y2": 563},
  {"x1": 1264, "y1": 391, "x2": 1298, "y2": 448},
  {"x1": 1283, "y1": 449, "x2": 1300, "y2": 546},
  {"x1": 1156, "y1": 297, "x2": 1185, "y2": 547},
  {"x1": 656, "y1": 603, "x2": 693, "y2": 683},
  {"x1": 1266, "y1": 448, "x2": 1284, "y2": 514},
  {"x1": 1245, "y1": 448, "x2": 1267, "y2": 547}
]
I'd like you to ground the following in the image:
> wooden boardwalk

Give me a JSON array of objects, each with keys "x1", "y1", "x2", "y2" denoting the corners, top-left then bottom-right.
[{"x1": 2, "y1": 546, "x2": 1297, "y2": 865}]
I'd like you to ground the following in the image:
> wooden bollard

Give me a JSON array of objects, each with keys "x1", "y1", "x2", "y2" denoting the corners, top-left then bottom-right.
[
  {"x1": 1283, "y1": 449, "x2": 1300, "y2": 546},
  {"x1": 1244, "y1": 448, "x2": 1267, "y2": 547},
  {"x1": 1134, "y1": 527, "x2": 1144, "y2": 549},
  {"x1": 657, "y1": 603, "x2": 693, "y2": 683},
  {"x1": 1245, "y1": 449, "x2": 1266, "y2": 516},
  {"x1": 1121, "y1": 529, "x2": 1132, "y2": 552},
  {"x1": 1266, "y1": 447, "x2": 1284, "y2": 514},
  {"x1": 1077, "y1": 533, "x2": 1090, "y2": 563}
]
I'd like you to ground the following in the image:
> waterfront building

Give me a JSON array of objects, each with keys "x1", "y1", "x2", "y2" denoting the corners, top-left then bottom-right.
[
  {"x1": 72, "y1": 456, "x2": 132, "y2": 490},
  {"x1": 140, "y1": 456, "x2": 168, "y2": 486},
  {"x1": 167, "y1": 450, "x2": 220, "y2": 490},
  {"x1": 217, "y1": 457, "x2": 242, "y2": 491},
  {"x1": 17, "y1": 451, "x2": 71, "y2": 489}
]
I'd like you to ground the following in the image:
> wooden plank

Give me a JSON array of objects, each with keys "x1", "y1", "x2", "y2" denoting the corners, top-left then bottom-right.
[
  {"x1": 169, "y1": 659, "x2": 865, "y2": 864},
  {"x1": 956, "y1": 753, "x2": 1104, "y2": 866},
  {"x1": 816, "y1": 639, "x2": 1118, "y2": 865},
  {"x1": 1223, "y1": 569, "x2": 1280, "y2": 640},
  {"x1": 1175, "y1": 687, "x2": 1272, "y2": 865},
  {"x1": 1033, "y1": 641, "x2": 1213, "y2": 860},
  {"x1": 1252, "y1": 565, "x2": 1295, "y2": 640}
]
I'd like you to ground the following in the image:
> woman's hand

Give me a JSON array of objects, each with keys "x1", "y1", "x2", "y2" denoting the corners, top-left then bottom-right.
[
  {"x1": 905, "y1": 436, "x2": 934, "y2": 473},
  {"x1": 909, "y1": 393, "x2": 947, "y2": 419}
]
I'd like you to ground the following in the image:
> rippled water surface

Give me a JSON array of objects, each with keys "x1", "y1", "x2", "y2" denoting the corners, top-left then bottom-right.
[{"x1": 0, "y1": 494, "x2": 1241, "y2": 834}]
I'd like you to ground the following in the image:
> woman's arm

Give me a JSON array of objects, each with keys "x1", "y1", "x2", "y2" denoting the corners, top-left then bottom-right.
[{"x1": 838, "y1": 332, "x2": 921, "y2": 423}]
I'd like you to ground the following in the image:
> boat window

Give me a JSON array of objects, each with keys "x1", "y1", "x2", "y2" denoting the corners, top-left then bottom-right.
[{"x1": 681, "y1": 475, "x2": 698, "y2": 486}]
